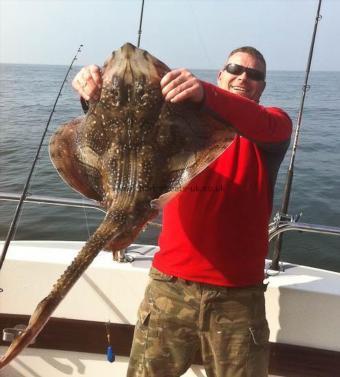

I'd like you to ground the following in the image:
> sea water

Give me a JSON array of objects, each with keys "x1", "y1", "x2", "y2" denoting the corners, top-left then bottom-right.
[{"x1": 0, "y1": 64, "x2": 339, "y2": 272}]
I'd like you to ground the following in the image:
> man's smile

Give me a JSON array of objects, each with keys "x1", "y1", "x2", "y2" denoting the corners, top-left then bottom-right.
[{"x1": 230, "y1": 85, "x2": 248, "y2": 93}]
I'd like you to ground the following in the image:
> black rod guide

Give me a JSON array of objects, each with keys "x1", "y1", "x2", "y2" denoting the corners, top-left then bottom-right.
[
  {"x1": 0, "y1": 44, "x2": 84, "y2": 271},
  {"x1": 271, "y1": 0, "x2": 323, "y2": 270},
  {"x1": 137, "y1": 0, "x2": 145, "y2": 47}
]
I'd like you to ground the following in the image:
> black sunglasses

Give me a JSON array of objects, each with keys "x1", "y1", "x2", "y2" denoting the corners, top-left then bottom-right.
[{"x1": 224, "y1": 63, "x2": 265, "y2": 82}]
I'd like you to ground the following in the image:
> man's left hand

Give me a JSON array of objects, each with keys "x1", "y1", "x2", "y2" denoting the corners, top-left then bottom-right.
[{"x1": 160, "y1": 68, "x2": 204, "y2": 104}]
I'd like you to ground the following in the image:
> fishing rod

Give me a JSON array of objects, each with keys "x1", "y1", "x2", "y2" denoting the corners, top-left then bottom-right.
[
  {"x1": 271, "y1": 0, "x2": 323, "y2": 270},
  {"x1": 137, "y1": 0, "x2": 145, "y2": 47},
  {"x1": 0, "y1": 44, "x2": 84, "y2": 271}
]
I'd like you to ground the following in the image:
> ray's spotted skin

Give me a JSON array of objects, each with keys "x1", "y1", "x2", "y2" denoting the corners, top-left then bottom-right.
[{"x1": 0, "y1": 43, "x2": 235, "y2": 369}]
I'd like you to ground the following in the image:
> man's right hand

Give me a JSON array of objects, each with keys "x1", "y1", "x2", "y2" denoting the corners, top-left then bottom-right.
[{"x1": 72, "y1": 65, "x2": 103, "y2": 102}]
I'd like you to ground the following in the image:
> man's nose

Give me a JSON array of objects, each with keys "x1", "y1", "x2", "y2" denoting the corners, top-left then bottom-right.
[{"x1": 237, "y1": 71, "x2": 248, "y2": 81}]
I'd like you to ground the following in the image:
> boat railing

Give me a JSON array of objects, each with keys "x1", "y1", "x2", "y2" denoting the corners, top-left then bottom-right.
[
  {"x1": 0, "y1": 191, "x2": 162, "y2": 229},
  {"x1": 269, "y1": 212, "x2": 340, "y2": 270},
  {"x1": 1, "y1": 191, "x2": 340, "y2": 266},
  {"x1": 0, "y1": 192, "x2": 105, "y2": 212}
]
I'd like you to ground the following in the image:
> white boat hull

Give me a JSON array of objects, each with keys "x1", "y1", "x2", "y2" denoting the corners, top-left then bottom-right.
[{"x1": 1, "y1": 241, "x2": 339, "y2": 376}]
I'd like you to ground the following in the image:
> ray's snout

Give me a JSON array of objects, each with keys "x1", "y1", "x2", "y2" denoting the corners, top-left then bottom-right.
[
  {"x1": 120, "y1": 42, "x2": 137, "y2": 56},
  {"x1": 102, "y1": 42, "x2": 169, "y2": 88}
]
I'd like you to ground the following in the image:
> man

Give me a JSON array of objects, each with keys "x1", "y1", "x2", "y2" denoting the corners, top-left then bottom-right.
[{"x1": 73, "y1": 46, "x2": 292, "y2": 377}]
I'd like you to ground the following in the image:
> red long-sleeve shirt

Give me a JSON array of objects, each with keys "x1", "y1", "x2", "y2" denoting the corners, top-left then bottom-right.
[{"x1": 153, "y1": 82, "x2": 292, "y2": 287}]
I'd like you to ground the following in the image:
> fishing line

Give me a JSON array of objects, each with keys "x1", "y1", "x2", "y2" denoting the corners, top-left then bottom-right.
[
  {"x1": 271, "y1": 0, "x2": 323, "y2": 270},
  {"x1": 187, "y1": 0, "x2": 214, "y2": 70},
  {"x1": 82, "y1": 204, "x2": 92, "y2": 239},
  {"x1": 0, "y1": 44, "x2": 84, "y2": 271}
]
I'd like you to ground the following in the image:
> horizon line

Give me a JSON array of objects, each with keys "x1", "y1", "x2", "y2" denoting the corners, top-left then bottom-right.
[{"x1": 0, "y1": 62, "x2": 339, "y2": 73}]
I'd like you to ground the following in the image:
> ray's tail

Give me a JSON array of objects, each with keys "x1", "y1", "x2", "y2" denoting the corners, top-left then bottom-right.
[{"x1": 0, "y1": 216, "x2": 120, "y2": 369}]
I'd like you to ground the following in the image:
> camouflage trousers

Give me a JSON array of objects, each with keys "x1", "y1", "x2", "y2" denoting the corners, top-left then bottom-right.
[{"x1": 127, "y1": 267, "x2": 270, "y2": 377}]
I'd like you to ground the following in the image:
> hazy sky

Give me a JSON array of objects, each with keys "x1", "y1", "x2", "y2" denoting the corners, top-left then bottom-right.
[{"x1": 0, "y1": 0, "x2": 339, "y2": 70}]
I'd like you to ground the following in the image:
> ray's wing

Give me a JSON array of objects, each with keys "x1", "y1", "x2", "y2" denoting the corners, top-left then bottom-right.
[
  {"x1": 49, "y1": 117, "x2": 103, "y2": 202},
  {"x1": 152, "y1": 102, "x2": 235, "y2": 208}
]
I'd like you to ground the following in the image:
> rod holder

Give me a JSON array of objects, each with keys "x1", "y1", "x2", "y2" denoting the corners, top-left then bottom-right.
[{"x1": 2, "y1": 325, "x2": 34, "y2": 344}]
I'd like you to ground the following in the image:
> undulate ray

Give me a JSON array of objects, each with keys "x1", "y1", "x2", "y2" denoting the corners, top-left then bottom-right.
[{"x1": 0, "y1": 43, "x2": 235, "y2": 368}]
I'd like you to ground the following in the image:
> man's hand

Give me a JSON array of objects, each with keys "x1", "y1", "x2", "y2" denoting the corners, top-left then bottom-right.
[
  {"x1": 72, "y1": 65, "x2": 103, "y2": 102},
  {"x1": 160, "y1": 68, "x2": 204, "y2": 104}
]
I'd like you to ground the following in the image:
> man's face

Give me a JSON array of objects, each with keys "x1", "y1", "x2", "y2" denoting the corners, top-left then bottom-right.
[{"x1": 217, "y1": 52, "x2": 266, "y2": 103}]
